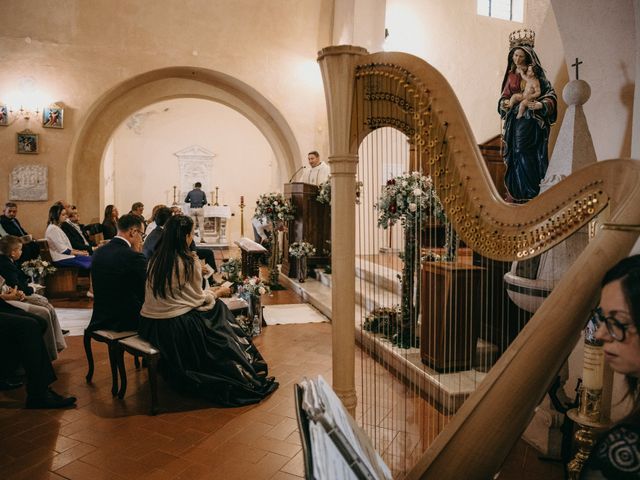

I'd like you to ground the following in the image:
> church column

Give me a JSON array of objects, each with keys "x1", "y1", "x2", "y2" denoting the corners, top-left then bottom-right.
[{"x1": 318, "y1": 45, "x2": 368, "y2": 415}]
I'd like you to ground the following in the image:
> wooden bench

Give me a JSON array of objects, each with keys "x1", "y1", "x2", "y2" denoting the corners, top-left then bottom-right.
[
  {"x1": 116, "y1": 336, "x2": 161, "y2": 415},
  {"x1": 37, "y1": 239, "x2": 80, "y2": 298},
  {"x1": 83, "y1": 329, "x2": 138, "y2": 396}
]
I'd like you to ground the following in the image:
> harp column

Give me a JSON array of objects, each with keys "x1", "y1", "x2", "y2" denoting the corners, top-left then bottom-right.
[{"x1": 318, "y1": 45, "x2": 368, "y2": 415}]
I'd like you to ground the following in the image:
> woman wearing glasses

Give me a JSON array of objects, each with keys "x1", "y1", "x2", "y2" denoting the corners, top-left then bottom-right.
[
  {"x1": 139, "y1": 215, "x2": 278, "y2": 406},
  {"x1": 585, "y1": 255, "x2": 640, "y2": 478}
]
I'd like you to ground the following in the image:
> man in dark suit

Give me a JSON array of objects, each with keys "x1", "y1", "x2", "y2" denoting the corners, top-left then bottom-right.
[
  {"x1": 60, "y1": 205, "x2": 93, "y2": 254},
  {"x1": 0, "y1": 299, "x2": 76, "y2": 408},
  {"x1": 88, "y1": 214, "x2": 147, "y2": 332},
  {"x1": 0, "y1": 202, "x2": 40, "y2": 263}
]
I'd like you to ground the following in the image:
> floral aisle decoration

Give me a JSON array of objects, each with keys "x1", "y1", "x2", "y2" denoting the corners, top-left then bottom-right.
[
  {"x1": 220, "y1": 257, "x2": 242, "y2": 285},
  {"x1": 21, "y1": 257, "x2": 56, "y2": 283},
  {"x1": 254, "y1": 192, "x2": 295, "y2": 287},
  {"x1": 375, "y1": 172, "x2": 447, "y2": 348},
  {"x1": 288, "y1": 241, "x2": 316, "y2": 282},
  {"x1": 362, "y1": 306, "x2": 403, "y2": 341},
  {"x1": 238, "y1": 276, "x2": 271, "y2": 336}
]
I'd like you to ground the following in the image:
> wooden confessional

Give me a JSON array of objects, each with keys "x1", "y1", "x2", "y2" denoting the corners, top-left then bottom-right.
[{"x1": 318, "y1": 45, "x2": 640, "y2": 479}]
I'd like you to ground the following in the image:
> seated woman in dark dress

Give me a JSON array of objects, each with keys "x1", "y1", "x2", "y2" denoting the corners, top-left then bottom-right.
[
  {"x1": 583, "y1": 255, "x2": 640, "y2": 479},
  {"x1": 139, "y1": 214, "x2": 278, "y2": 407},
  {"x1": 101, "y1": 205, "x2": 119, "y2": 240}
]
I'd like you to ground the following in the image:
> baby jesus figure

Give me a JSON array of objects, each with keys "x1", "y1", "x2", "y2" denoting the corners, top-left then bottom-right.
[{"x1": 516, "y1": 65, "x2": 541, "y2": 119}]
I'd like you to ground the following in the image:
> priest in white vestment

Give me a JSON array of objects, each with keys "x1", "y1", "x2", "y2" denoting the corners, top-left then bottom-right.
[{"x1": 300, "y1": 151, "x2": 330, "y2": 185}]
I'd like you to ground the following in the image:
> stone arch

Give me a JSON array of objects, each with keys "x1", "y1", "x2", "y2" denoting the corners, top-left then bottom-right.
[{"x1": 67, "y1": 66, "x2": 300, "y2": 220}]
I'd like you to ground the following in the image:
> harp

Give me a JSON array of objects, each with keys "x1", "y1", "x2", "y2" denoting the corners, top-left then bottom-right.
[{"x1": 318, "y1": 45, "x2": 640, "y2": 478}]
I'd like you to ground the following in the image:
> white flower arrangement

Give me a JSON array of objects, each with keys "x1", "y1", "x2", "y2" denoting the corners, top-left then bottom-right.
[
  {"x1": 21, "y1": 257, "x2": 56, "y2": 279},
  {"x1": 240, "y1": 276, "x2": 270, "y2": 297},
  {"x1": 289, "y1": 241, "x2": 316, "y2": 258},
  {"x1": 316, "y1": 180, "x2": 331, "y2": 204},
  {"x1": 316, "y1": 180, "x2": 363, "y2": 205},
  {"x1": 253, "y1": 192, "x2": 295, "y2": 225},
  {"x1": 375, "y1": 172, "x2": 445, "y2": 228}
]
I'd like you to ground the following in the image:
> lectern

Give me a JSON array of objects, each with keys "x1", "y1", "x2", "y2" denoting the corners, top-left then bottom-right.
[{"x1": 282, "y1": 182, "x2": 330, "y2": 278}]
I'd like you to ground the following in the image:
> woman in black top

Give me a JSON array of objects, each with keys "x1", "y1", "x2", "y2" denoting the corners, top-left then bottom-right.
[
  {"x1": 584, "y1": 255, "x2": 640, "y2": 478},
  {"x1": 101, "y1": 205, "x2": 119, "y2": 240}
]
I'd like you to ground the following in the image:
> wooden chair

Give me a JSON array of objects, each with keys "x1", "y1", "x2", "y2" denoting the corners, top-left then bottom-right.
[
  {"x1": 83, "y1": 329, "x2": 137, "y2": 396},
  {"x1": 37, "y1": 239, "x2": 80, "y2": 298},
  {"x1": 116, "y1": 336, "x2": 161, "y2": 415}
]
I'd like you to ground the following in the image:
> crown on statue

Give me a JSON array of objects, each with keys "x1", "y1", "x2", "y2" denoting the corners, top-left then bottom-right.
[{"x1": 509, "y1": 28, "x2": 535, "y2": 49}]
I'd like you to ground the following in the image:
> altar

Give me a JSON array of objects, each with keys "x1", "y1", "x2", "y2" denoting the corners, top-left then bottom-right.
[{"x1": 195, "y1": 205, "x2": 232, "y2": 246}]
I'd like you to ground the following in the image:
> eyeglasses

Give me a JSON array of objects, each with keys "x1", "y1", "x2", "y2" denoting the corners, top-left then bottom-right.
[
  {"x1": 132, "y1": 229, "x2": 144, "y2": 236},
  {"x1": 592, "y1": 307, "x2": 636, "y2": 342}
]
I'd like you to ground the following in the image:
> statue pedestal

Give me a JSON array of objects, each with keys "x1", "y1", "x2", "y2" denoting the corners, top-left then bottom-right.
[{"x1": 420, "y1": 262, "x2": 484, "y2": 372}]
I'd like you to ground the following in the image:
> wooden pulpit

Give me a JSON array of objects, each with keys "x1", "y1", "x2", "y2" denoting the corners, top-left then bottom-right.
[
  {"x1": 281, "y1": 182, "x2": 331, "y2": 278},
  {"x1": 420, "y1": 261, "x2": 485, "y2": 372}
]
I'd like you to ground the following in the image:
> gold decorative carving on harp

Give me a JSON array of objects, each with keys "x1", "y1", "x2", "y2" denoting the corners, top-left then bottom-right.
[{"x1": 318, "y1": 45, "x2": 640, "y2": 478}]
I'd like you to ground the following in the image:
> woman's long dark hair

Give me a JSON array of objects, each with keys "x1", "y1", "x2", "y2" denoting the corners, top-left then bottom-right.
[
  {"x1": 47, "y1": 203, "x2": 64, "y2": 225},
  {"x1": 102, "y1": 205, "x2": 118, "y2": 226},
  {"x1": 147, "y1": 214, "x2": 195, "y2": 299},
  {"x1": 602, "y1": 254, "x2": 640, "y2": 424}
]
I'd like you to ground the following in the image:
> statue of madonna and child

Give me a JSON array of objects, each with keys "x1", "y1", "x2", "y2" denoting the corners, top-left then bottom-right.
[{"x1": 499, "y1": 29, "x2": 557, "y2": 203}]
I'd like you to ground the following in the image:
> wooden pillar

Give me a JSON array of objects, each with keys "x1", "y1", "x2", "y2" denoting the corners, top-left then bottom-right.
[{"x1": 317, "y1": 45, "x2": 367, "y2": 416}]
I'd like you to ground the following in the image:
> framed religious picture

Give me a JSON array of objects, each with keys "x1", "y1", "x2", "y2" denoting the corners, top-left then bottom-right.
[
  {"x1": 42, "y1": 105, "x2": 63, "y2": 128},
  {"x1": 17, "y1": 130, "x2": 39, "y2": 154},
  {"x1": 0, "y1": 104, "x2": 8, "y2": 126}
]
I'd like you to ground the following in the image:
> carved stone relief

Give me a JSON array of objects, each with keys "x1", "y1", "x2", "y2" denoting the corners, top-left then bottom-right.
[
  {"x1": 174, "y1": 145, "x2": 215, "y2": 199},
  {"x1": 9, "y1": 164, "x2": 48, "y2": 201}
]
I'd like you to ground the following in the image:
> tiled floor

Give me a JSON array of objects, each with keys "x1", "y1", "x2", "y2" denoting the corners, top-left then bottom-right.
[{"x1": 1, "y1": 285, "x2": 564, "y2": 479}]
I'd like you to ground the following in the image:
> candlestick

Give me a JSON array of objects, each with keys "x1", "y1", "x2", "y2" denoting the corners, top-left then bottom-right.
[
  {"x1": 172, "y1": 185, "x2": 177, "y2": 205},
  {"x1": 214, "y1": 186, "x2": 219, "y2": 206},
  {"x1": 239, "y1": 196, "x2": 246, "y2": 237}
]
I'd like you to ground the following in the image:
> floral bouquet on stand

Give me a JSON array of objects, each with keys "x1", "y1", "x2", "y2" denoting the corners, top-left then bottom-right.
[
  {"x1": 316, "y1": 180, "x2": 331, "y2": 205},
  {"x1": 220, "y1": 258, "x2": 242, "y2": 285},
  {"x1": 254, "y1": 192, "x2": 295, "y2": 287},
  {"x1": 316, "y1": 180, "x2": 363, "y2": 205},
  {"x1": 21, "y1": 257, "x2": 56, "y2": 284},
  {"x1": 289, "y1": 241, "x2": 315, "y2": 282},
  {"x1": 375, "y1": 172, "x2": 447, "y2": 348},
  {"x1": 238, "y1": 276, "x2": 271, "y2": 336}
]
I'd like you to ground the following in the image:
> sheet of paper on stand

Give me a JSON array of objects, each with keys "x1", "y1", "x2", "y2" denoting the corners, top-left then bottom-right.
[{"x1": 298, "y1": 376, "x2": 392, "y2": 480}]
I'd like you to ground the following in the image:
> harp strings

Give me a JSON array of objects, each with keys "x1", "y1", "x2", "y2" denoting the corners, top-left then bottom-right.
[{"x1": 352, "y1": 60, "x2": 544, "y2": 476}]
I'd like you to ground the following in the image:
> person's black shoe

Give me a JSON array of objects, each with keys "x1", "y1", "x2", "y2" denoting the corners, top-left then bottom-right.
[
  {"x1": 26, "y1": 388, "x2": 77, "y2": 409},
  {"x1": 61, "y1": 329, "x2": 70, "y2": 335},
  {"x1": 0, "y1": 379, "x2": 23, "y2": 391}
]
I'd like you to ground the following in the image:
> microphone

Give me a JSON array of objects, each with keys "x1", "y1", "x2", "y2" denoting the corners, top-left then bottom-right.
[{"x1": 288, "y1": 165, "x2": 306, "y2": 183}]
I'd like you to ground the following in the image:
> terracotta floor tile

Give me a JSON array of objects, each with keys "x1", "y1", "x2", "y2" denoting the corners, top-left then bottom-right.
[
  {"x1": 269, "y1": 471, "x2": 305, "y2": 480},
  {"x1": 263, "y1": 417, "x2": 299, "y2": 441},
  {"x1": 280, "y1": 451, "x2": 306, "y2": 477},
  {"x1": 254, "y1": 452, "x2": 293, "y2": 477},
  {"x1": 173, "y1": 462, "x2": 214, "y2": 480},
  {"x1": 55, "y1": 459, "x2": 127, "y2": 480},
  {"x1": 48, "y1": 441, "x2": 97, "y2": 471},
  {"x1": 252, "y1": 435, "x2": 301, "y2": 458}
]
